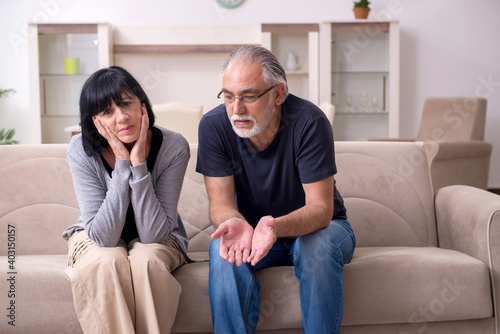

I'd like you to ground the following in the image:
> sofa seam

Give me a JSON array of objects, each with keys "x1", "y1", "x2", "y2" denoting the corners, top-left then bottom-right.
[{"x1": 487, "y1": 208, "x2": 500, "y2": 334}]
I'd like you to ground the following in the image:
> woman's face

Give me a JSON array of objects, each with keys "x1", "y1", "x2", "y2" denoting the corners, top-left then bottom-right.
[{"x1": 94, "y1": 93, "x2": 146, "y2": 145}]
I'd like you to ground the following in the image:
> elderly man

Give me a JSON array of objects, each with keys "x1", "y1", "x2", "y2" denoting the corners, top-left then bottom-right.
[{"x1": 196, "y1": 45, "x2": 355, "y2": 334}]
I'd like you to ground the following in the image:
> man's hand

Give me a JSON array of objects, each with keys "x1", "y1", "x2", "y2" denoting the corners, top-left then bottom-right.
[
  {"x1": 211, "y1": 218, "x2": 254, "y2": 266},
  {"x1": 248, "y1": 216, "x2": 277, "y2": 266}
]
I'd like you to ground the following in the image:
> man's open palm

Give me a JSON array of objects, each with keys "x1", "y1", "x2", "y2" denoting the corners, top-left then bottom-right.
[
  {"x1": 248, "y1": 216, "x2": 277, "y2": 266},
  {"x1": 211, "y1": 218, "x2": 254, "y2": 266}
]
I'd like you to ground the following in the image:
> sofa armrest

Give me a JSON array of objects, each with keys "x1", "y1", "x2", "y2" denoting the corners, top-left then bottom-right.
[
  {"x1": 425, "y1": 141, "x2": 492, "y2": 190},
  {"x1": 436, "y1": 185, "x2": 500, "y2": 324},
  {"x1": 425, "y1": 140, "x2": 492, "y2": 160},
  {"x1": 358, "y1": 138, "x2": 415, "y2": 142}
]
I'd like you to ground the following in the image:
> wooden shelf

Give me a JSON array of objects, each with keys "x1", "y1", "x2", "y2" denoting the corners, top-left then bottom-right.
[
  {"x1": 331, "y1": 22, "x2": 390, "y2": 33},
  {"x1": 114, "y1": 44, "x2": 257, "y2": 54},
  {"x1": 37, "y1": 23, "x2": 98, "y2": 35},
  {"x1": 262, "y1": 24, "x2": 319, "y2": 34}
]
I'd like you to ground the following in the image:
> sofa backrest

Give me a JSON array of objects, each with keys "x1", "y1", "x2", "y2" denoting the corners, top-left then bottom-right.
[
  {"x1": 181, "y1": 142, "x2": 438, "y2": 250},
  {"x1": 416, "y1": 97, "x2": 487, "y2": 142},
  {"x1": 0, "y1": 141, "x2": 438, "y2": 256},
  {"x1": 178, "y1": 144, "x2": 213, "y2": 253},
  {"x1": 0, "y1": 144, "x2": 79, "y2": 255},
  {"x1": 334, "y1": 141, "x2": 437, "y2": 247}
]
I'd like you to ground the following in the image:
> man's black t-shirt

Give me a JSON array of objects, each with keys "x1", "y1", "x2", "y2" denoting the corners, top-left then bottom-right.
[{"x1": 196, "y1": 94, "x2": 347, "y2": 228}]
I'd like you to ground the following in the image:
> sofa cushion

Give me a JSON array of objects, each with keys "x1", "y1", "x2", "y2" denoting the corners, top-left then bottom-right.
[
  {"x1": 0, "y1": 254, "x2": 82, "y2": 333},
  {"x1": 343, "y1": 247, "x2": 492, "y2": 326},
  {"x1": 172, "y1": 261, "x2": 304, "y2": 333},
  {"x1": 173, "y1": 246, "x2": 492, "y2": 332}
]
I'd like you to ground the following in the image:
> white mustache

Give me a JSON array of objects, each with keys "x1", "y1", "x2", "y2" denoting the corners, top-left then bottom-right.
[{"x1": 231, "y1": 115, "x2": 255, "y2": 122}]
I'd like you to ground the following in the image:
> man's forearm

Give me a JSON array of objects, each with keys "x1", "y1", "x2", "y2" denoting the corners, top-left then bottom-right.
[
  {"x1": 209, "y1": 205, "x2": 247, "y2": 228},
  {"x1": 274, "y1": 203, "x2": 332, "y2": 238}
]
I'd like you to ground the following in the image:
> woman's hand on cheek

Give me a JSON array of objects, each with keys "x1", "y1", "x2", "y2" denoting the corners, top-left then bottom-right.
[
  {"x1": 93, "y1": 116, "x2": 129, "y2": 160},
  {"x1": 130, "y1": 106, "x2": 149, "y2": 167}
]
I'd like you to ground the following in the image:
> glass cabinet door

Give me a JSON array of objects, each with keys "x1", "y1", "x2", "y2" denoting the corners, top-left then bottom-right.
[
  {"x1": 29, "y1": 24, "x2": 112, "y2": 144},
  {"x1": 320, "y1": 21, "x2": 399, "y2": 141},
  {"x1": 261, "y1": 24, "x2": 320, "y2": 105}
]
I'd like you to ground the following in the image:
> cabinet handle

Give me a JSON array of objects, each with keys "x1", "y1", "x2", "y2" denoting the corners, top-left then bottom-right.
[
  {"x1": 42, "y1": 78, "x2": 47, "y2": 115},
  {"x1": 383, "y1": 75, "x2": 386, "y2": 112}
]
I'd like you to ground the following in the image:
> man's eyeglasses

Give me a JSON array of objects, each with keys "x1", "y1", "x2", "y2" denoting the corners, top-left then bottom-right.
[{"x1": 217, "y1": 85, "x2": 277, "y2": 105}]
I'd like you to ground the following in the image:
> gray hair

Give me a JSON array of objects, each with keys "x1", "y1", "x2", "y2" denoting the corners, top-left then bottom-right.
[{"x1": 222, "y1": 45, "x2": 289, "y2": 102}]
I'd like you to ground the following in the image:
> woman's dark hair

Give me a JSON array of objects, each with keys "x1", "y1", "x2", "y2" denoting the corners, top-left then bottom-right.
[{"x1": 79, "y1": 66, "x2": 155, "y2": 156}]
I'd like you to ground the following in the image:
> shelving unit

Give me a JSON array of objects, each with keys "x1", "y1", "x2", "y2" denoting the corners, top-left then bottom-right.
[
  {"x1": 319, "y1": 21, "x2": 400, "y2": 140},
  {"x1": 112, "y1": 25, "x2": 261, "y2": 114},
  {"x1": 28, "y1": 23, "x2": 112, "y2": 144},
  {"x1": 27, "y1": 22, "x2": 399, "y2": 143},
  {"x1": 261, "y1": 24, "x2": 319, "y2": 105}
]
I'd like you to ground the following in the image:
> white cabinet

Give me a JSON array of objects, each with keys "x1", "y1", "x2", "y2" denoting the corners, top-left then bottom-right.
[
  {"x1": 27, "y1": 22, "x2": 399, "y2": 143},
  {"x1": 261, "y1": 24, "x2": 320, "y2": 105},
  {"x1": 113, "y1": 25, "x2": 261, "y2": 115},
  {"x1": 28, "y1": 23, "x2": 112, "y2": 144},
  {"x1": 320, "y1": 21, "x2": 400, "y2": 140}
]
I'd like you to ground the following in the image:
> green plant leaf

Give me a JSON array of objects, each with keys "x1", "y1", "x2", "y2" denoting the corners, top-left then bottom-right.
[
  {"x1": 353, "y1": 0, "x2": 370, "y2": 7},
  {"x1": 5, "y1": 128, "x2": 15, "y2": 140},
  {"x1": 0, "y1": 88, "x2": 16, "y2": 99},
  {"x1": 0, "y1": 128, "x2": 19, "y2": 145}
]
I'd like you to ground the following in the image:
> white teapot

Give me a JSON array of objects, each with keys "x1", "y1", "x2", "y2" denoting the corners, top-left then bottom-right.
[{"x1": 285, "y1": 51, "x2": 300, "y2": 71}]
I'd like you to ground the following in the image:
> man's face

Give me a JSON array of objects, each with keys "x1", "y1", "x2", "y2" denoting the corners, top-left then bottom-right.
[{"x1": 221, "y1": 62, "x2": 282, "y2": 139}]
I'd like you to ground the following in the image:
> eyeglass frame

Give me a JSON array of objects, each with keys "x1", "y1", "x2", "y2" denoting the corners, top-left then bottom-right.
[{"x1": 217, "y1": 84, "x2": 278, "y2": 104}]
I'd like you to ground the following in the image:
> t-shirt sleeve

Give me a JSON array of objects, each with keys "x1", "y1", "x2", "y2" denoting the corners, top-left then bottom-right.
[
  {"x1": 296, "y1": 114, "x2": 337, "y2": 184},
  {"x1": 196, "y1": 114, "x2": 235, "y2": 177}
]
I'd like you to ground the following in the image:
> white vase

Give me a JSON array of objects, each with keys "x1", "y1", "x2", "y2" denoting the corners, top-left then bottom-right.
[{"x1": 286, "y1": 51, "x2": 300, "y2": 71}]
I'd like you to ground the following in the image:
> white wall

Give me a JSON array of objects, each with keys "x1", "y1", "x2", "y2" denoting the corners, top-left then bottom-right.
[{"x1": 1, "y1": 0, "x2": 499, "y2": 187}]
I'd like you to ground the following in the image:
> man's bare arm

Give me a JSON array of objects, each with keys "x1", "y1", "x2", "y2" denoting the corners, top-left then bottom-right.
[
  {"x1": 204, "y1": 175, "x2": 245, "y2": 227},
  {"x1": 204, "y1": 175, "x2": 253, "y2": 265},
  {"x1": 274, "y1": 176, "x2": 334, "y2": 238}
]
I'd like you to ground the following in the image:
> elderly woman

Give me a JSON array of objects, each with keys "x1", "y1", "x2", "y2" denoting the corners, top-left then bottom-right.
[{"x1": 62, "y1": 66, "x2": 190, "y2": 334}]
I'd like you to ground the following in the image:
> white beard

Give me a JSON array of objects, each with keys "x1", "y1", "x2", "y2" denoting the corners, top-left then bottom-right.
[
  {"x1": 230, "y1": 114, "x2": 266, "y2": 138},
  {"x1": 229, "y1": 99, "x2": 277, "y2": 139}
]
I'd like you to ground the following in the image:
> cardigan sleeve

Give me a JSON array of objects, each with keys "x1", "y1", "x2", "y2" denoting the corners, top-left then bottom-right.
[
  {"x1": 129, "y1": 132, "x2": 190, "y2": 244},
  {"x1": 67, "y1": 144, "x2": 131, "y2": 247}
]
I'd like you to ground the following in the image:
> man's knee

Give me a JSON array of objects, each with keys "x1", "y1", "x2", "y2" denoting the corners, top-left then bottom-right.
[
  {"x1": 209, "y1": 239, "x2": 227, "y2": 268},
  {"x1": 295, "y1": 220, "x2": 354, "y2": 268},
  {"x1": 209, "y1": 238, "x2": 221, "y2": 254}
]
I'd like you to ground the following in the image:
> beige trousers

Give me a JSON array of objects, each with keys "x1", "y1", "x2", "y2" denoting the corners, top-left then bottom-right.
[{"x1": 64, "y1": 230, "x2": 186, "y2": 334}]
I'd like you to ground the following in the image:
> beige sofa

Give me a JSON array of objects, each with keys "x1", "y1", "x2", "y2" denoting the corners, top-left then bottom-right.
[{"x1": 1, "y1": 141, "x2": 500, "y2": 334}]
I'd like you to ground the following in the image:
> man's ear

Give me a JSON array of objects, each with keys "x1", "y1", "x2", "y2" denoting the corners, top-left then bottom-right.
[{"x1": 274, "y1": 83, "x2": 286, "y2": 105}]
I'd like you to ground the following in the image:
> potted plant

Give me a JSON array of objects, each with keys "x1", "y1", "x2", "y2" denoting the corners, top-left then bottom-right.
[
  {"x1": 353, "y1": 0, "x2": 370, "y2": 19},
  {"x1": 0, "y1": 89, "x2": 19, "y2": 145}
]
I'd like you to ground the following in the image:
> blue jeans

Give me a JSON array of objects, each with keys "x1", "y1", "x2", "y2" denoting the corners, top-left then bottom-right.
[{"x1": 209, "y1": 219, "x2": 356, "y2": 334}]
